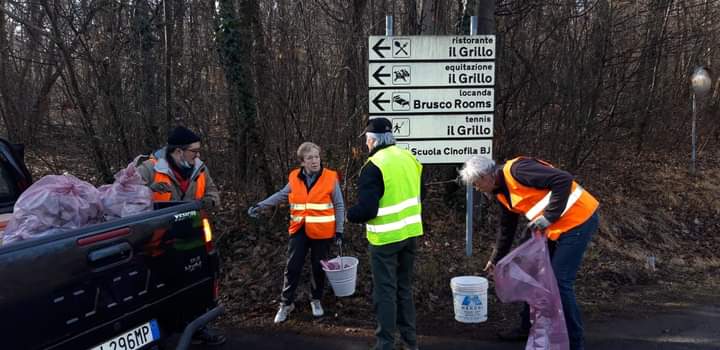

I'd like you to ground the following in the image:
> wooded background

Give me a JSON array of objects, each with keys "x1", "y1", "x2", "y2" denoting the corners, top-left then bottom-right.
[
  {"x1": 2, "y1": 0, "x2": 719, "y2": 195},
  {"x1": 3, "y1": 0, "x2": 720, "y2": 331}
]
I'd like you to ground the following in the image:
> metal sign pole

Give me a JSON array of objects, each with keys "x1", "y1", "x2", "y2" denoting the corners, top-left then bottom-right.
[
  {"x1": 466, "y1": 183, "x2": 473, "y2": 256},
  {"x1": 466, "y1": 16, "x2": 479, "y2": 257}
]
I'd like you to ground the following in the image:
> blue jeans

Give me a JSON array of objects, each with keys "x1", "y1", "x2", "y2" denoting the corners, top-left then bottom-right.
[{"x1": 521, "y1": 212, "x2": 599, "y2": 350}]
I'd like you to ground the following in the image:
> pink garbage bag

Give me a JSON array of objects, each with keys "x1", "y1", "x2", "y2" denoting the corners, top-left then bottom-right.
[
  {"x1": 321, "y1": 257, "x2": 353, "y2": 271},
  {"x1": 98, "y1": 163, "x2": 152, "y2": 219},
  {"x1": 494, "y1": 232, "x2": 569, "y2": 350},
  {"x1": 2, "y1": 175, "x2": 104, "y2": 244}
]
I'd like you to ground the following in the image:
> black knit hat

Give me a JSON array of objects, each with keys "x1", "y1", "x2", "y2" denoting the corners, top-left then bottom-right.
[
  {"x1": 167, "y1": 126, "x2": 201, "y2": 146},
  {"x1": 362, "y1": 117, "x2": 393, "y2": 135}
]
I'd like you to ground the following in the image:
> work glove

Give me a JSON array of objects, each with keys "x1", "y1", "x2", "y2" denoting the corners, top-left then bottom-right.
[
  {"x1": 247, "y1": 205, "x2": 261, "y2": 218},
  {"x1": 201, "y1": 197, "x2": 215, "y2": 210},
  {"x1": 334, "y1": 232, "x2": 343, "y2": 246},
  {"x1": 528, "y1": 215, "x2": 551, "y2": 233},
  {"x1": 149, "y1": 182, "x2": 171, "y2": 194}
]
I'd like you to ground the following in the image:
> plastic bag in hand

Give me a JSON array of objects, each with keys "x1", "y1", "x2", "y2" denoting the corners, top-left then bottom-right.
[
  {"x1": 494, "y1": 233, "x2": 569, "y2": 350},
  {"x1": 98, "y1": 163, "x2": 153, "y2": 219},
  {"x1": 3, "y1": 175, "x2": 104, "y2": 244}
]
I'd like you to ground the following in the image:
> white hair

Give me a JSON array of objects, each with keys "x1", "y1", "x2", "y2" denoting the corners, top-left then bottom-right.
[
  {"x1": 459, "y1": 155, "x2": 496, "y2": 184},
  {"x1": 366, "y1": 132, "x2": 395, "y2": 147}
]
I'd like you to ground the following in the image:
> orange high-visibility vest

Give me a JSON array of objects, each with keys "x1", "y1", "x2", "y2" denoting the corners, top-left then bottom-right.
[
  {"x1": 150, "y1": 159, "x2": 206, "y2": 201},
  {"x1": 495, "y1": 157, "x2": 599, "y2": 240},
  {"x1": 287, "y1": 168, "x2": 337, "y2": 239}
]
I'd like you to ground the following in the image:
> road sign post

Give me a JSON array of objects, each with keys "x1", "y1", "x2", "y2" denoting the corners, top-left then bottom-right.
[
  {"x1": 368, "y1": 35, "x2": 495, "y2": 164},
  {"x1": 369, "y1": 20, "x2": 495, "y2": 255}
]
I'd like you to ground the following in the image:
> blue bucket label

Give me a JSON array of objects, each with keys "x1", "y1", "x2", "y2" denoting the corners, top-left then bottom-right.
[{"x1": 453, "y1": 292, "x2": 487, "y2": 322}]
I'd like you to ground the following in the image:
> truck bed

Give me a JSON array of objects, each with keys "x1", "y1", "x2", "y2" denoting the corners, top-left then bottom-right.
[{"x1": 0, "y1": 201, "x2": 221, "y2": 350}]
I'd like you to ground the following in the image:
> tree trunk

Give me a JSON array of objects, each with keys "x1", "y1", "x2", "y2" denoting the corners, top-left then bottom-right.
[
  {"x1": 133, "y1": 0, "x2": 161, "y2": 150},
  {"x1": 40, "y1": 0, "x2": 113, "y2": 182},
  {"x1": 163, "y1": 0, "x2": 173, "y2": 124}
]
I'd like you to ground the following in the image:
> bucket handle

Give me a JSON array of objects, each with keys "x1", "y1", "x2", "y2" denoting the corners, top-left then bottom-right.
[{"x1": 338, "y1": 240, "x2": 344, "y2": 271}]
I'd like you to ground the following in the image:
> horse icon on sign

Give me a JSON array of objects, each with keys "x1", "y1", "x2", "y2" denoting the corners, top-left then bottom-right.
[
  {"x1": 392, "y1": 39, "x2": 410, "y2": 58},
  {"x1": 392, "y1": 66, "x2": 411, "y2": 85}
]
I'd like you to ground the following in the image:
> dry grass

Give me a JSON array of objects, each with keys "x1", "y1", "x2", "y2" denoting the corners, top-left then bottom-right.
[
  {"x1": 20, "y1": 141, "x2": 720, "y2": 336},
  {"x1": 209, "y1": 150, "x2": 720, "y2": 336}
]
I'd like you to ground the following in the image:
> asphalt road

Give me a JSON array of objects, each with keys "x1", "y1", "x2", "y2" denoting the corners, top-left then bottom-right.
[{"x1": 182, "y1": 303, "x2": 720, "y2": 350}]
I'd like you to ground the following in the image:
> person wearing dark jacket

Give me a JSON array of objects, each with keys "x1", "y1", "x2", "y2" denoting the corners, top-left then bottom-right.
[
  {"x1": 459, "y1": 155, "x2": 599, "y2": 350},
  {"x1": 248, "y1": 142, "x2": 344, "y2": 323},
  {"x1": 348, "y1": 118, "x2": 423, "y2": 350},
  {"x1": 136, "y1": 126, "x2": 224, "y2": 346}
]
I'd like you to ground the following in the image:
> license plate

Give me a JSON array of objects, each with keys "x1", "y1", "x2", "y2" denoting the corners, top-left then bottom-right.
[{"x1": 90, "y1": 320, "x2": 160, "y2": 350}]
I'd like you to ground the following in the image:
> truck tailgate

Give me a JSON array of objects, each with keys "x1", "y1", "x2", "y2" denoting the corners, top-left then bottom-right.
[{"x1": 0, "y1": 201, "x2": 219, "y2": 350}]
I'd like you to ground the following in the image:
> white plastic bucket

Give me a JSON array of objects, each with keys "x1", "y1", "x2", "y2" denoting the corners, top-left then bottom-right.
[
  {"x1": 322, "y1": 256, "x2": 359, "y2": 297},
  {"x1": 450, "y1": 276, "x2": 488, "y2": 323}
]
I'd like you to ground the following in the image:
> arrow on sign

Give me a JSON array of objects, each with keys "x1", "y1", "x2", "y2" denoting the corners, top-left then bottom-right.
[
  {"x1": 372, "y1": 92, "x2": 390, "y2": 111},
  {"x1": 372, "y1": 66, "x2": 391, "y2": 85},
  {"x1": 372, "y1": 38, "x2": 391, "y2": 58}
]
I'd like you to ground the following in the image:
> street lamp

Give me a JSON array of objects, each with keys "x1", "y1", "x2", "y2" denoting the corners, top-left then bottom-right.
[{"x1": 690, "y1": 67, "x2": 711, "y2": 174}]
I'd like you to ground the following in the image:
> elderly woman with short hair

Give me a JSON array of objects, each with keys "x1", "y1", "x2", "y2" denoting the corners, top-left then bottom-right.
[{"x1": 248, "y1": 142, "x2": 344, "y2": 324}]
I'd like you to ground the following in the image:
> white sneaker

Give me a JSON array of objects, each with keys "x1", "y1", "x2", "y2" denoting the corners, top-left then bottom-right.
[
  {"x1": 310, "y1": 299, "x2": 324, "y2": 317},
  {"x1": 274, "y1": 303, "x2": 294, "y2": 323}
]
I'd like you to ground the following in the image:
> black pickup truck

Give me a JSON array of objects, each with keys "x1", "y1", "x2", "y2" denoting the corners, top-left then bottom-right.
[{"x1": 0, "y1": 139, "x2": 224, "y2": 350}]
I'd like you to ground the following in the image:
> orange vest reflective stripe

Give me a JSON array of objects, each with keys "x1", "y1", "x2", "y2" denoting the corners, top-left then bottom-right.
[
  {"x1": 149, "y1": 159, "x2": 206, "y2": 201},
  {"x1": 495, "y1": 157, "x2": 599, "y2": 240},
  {"x1": 287, "y1": 168, "x2": 337, "y2": 239}
]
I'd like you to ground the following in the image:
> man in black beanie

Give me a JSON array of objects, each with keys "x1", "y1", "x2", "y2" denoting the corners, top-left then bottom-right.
[
  {"x1": 136, "y1": 126, "x2": 224, "y2": 345},
  {"x1": 137, "y1": 126, "x2": 220, "y2": 209}
]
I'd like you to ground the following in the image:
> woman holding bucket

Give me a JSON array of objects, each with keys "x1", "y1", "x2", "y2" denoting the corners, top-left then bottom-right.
[
  {"x1": 459, "y1": 155, "x2": 599, "y2": 350},
  {"x1": 248, "y1": 142, "x2": 344, "y2": 323}
]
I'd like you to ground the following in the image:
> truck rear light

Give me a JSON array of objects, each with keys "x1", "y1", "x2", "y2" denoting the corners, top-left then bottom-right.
[
  {"x1": 202, "y1": 218, "x2": 212, "y2": 242},
  {"x1": 202, "y1": 218, "x2": 214, "y2": 252}
]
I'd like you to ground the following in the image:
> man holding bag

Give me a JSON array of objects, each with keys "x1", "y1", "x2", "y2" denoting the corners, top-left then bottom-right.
[
  {"x1": 136, "y1": 126, "x2": 224, "y2": 346},
  {"x1": 459, "y1": 155, "x2": 599, "y2": 350}
]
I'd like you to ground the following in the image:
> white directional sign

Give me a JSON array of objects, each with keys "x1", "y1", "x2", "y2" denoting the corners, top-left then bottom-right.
[
  {"x1": 369, "y1": 88, "x2": 493, "y2": 114},
  {"x1": 369, "y1": 36, "x2": 495, "y2": 61},
  {"x1": 368, "y1": 35, "x2": 496, "y2": 164},
  {"x1": 396, "y1": 139, "x2": 493, "y2": 164},
  {"x1": 369, "y1": 62, "x2": 494, "y2": 87},
  {"x1": 374, "y1": 115, "x2": 493, "y2": 139}
]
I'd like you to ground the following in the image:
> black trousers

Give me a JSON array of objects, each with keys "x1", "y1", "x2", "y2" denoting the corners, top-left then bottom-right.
[
  {"x1": 369, "y1": 237, "x2": 418, "y2": 350},
  {"x1": 280, "y1": 228, "x2": 332, "y2": 305}
]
